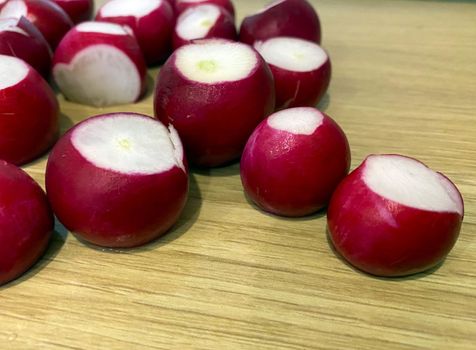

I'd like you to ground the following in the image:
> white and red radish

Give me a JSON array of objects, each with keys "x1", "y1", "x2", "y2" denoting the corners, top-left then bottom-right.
[
  {"x1": 0, "y1": 17, "x2": 52, "y2": 78},
  {"x1": 327, "y1": 154, "x2": 464, "y2": 277},
  {"x1": 0, "y1": 160, "x2": 54, "y2": 286},
  {"x1": 0, "y1": 0, "x2": 7, "y2": 10},
  {"x1": 0, "y1": 0, "x2": 73, "y2": 49},
  {"x1": 239, "y1": 0, "x2": 321, "y2": 46},
  {"x1": 172, "y1": 4, "x2": 236, "y2": 49},
  {"x1": 174, "y1": 0, "x2": 235, "y2": 18},
  {"x1": 96, "y1": 0, "x2": 174, "y2": 65},
  {"x1": 255, "y1": 37, "x2": 331, "y2": 109},
  {"x1": 51, "y1": 0, "x2": 94, "y2": 24},
  {"x1": 53, "y1": 21, "x2": 147, "y2": 107},
  {"x1": 0, "y1": 55, "x2": 58, "y2": 165},
  {"x1": 154, "y1": 39, "x2": 275, "y2": 167},
  {"x1": 241, "y1": 107, "x2": 350, "y2": 217},
  {"x1": 46, "y1": 113, "x2": 189, "y2": 248}
]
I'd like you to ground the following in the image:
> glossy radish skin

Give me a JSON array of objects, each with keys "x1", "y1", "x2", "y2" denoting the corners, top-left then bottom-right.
[
  {"x1": 53, "y1": 21, "x2": 147, "y2": 107},
  {"x1": 46, "y1": 113, "x2": 189, "y2": 248},
  {"x1": 174, "y1": 0, "x2": 234, "y2": 18},
  {"x1": 0, "y1": 0, "x2": 73, "y2": 49},
  {"x1": 327, "y1": 154, "x2": 464, "y2": 277},
  {"x1": 255, "y1": 37, "x2": 331, "y2": 109},
  {"x1": 52, "y1": 0, "x2": 94, "y2": 23},
  {"x1": 241, "y1": 107, "x2": 350, "y2": 216},
  {"x1": 154, "y1": 39, "x2": 275, "y2": 167},
  {"x1": 173, "y1": 4, "x2": 236, "y2": 49},
  {"x1": 0, "y1": 160, "x2": 53, "y2": 286},
  {"x1": 96, "y1": 0, "x2": 174, "y2": 65},
  {"x1": 0, "y1": 55, "x2": 58, "y2": 165},
  {"x1": 239, "y1": 0, "x2": 320, "y2": 46},
  {"x1": 0, "y1": 17, "x2": 52, "y2": 78}
]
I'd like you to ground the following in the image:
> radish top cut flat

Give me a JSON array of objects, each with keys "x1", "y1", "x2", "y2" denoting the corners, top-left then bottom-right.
[
  {"x1": 267, "y1": 107, "x2": 323, "y2": 135},
  {"x1": 175, "y1": 41, "x2": 257, "y2": 84},
  {"x1": 176, "y1": 5, "x2": 220, "y2": 40},
  {"x1": 0, "y1": 0, "x2": 27, "y2": 18},
  {"x1": 363, "y1": 155, "x2": 463, "y2": 215},
  {"x1": 99, "y1": 0, "x2": 163, "y2": 17},
  {"x1": 255, "y1": 37, "x2": 327, "y2": 72},
  {"x1": 0, "y1": 55, "x2": 28, "y2": 89},
  {"x1": 0, "y1": 17, "x2": 28, "y2": 35},
  {"x1": 76, "y1": 21, "x2": 129, "y2": 35},
  {"x1": 72, "y1": 114, "x2": 185, "y2": 175}
]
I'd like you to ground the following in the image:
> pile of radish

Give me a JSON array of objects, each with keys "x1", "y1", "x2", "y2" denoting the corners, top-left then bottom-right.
[{"x1": 0, "y1": 0, "x2": 464, "y2": 285}]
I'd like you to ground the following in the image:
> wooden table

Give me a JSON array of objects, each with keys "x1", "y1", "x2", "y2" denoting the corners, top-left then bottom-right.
[{"x1": 2, "y1": 0, "x2": 475, "y2": 349}]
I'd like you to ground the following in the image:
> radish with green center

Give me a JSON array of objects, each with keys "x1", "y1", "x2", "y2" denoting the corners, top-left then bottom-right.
[
  {"x1": 46, "y1": 113, "x2": 188, "y2": 248},
  {"x1": 154, "y1": 39, "x2": 275, "y2": 167},
  {"x1": 172, "y1": 4, "x2": 236, "y2": 49},
  {"x1": 327, "y1": 154, "x2": 464, "y2": 277}
]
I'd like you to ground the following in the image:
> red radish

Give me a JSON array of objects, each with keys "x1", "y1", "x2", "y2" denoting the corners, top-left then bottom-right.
[
  {"x1": 46, "y1": 113, "x2": 189, "y2": 248},
  {"x1": 0, "y1": 0, "x2": 73, "y2": 49},
  {"x1": 255, "y1": 37, "x2": 331, "y2": 109},
  {"x1": 53, "y1": 21, "x2": 147, "y2": 107},
  {"x1": 172, "y1": 4, "x2": 236, "y2": 49},
  {"x1": 239, "y1": 0, "x2": 321, "y2": 46},
  {"x1": 0, "y1": 0, "x2": 6, "y2": 10},
  {"x1": 241, "y1": 107, "x2": 350, "y2": 217},
  {"x1": 96, "y1": 0, "x2": 174, "y2": 65},
  {"x1": 327, "y1": 154, "x2": 464, "y2": 277},
  {"x1": 0, "y1": 160, "x2": 53, "y2": 286},
  {"x1": 154, "y1": 39, "x2": 275, "y2": 167},
  {"x1": 0, "y1": 55, "x2": 58, "y2": 165},
  {"x1": 51, "y1": 0, "x2": 94, "y2": 23},
  {"x1": 174, "y1": 0, "x2": 234, "y2": 18},
  {"x1": 0, "y1": 17, "x2": 52, "y2": 78}
]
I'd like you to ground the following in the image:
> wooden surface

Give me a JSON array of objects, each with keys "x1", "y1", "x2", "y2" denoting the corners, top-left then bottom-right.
[{"x1": 2, "y1": 0, "x2": 476, "y2": 349}]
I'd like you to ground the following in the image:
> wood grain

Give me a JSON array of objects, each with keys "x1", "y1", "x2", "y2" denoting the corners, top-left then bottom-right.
[{"x1": 1, "y1": 0, "x2": 475, "y2": 349}]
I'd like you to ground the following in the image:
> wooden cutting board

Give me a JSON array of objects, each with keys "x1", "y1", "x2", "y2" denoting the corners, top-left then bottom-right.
[{"x1": 1, "y1": 0, "x2": 475, "y2": 349}]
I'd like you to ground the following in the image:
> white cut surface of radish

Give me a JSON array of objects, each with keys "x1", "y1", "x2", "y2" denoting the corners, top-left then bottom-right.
[
  {"x1": 100, "y1": 0, "x2": 162, "y2": 18},
  {"x1": 255, "y1": 37, "x2": 327, "y2": 72},
  {"x1": 0, "y1": 0, "x2": 27, "y2": 19},
  {"x1": 268, "y1": 107, "x2": 323, "y2": 135},
  {"x1": 0, "y1": 18, "x2": 28, "y2": 36},
  {"x1": 176, "y1": 5, "x2": 220, "y2": 40},
  {"x1": 72, "y1": 114, "x2": 185, "y2": 175},
  {"x1": 76, "y1": 21, "x2": 129, "y2": 35},
  {"x1": 175, "y1": 41, "x2": 257, "y2": 84},
  {"x1": 53, "y1": 44, "x2": 141, "y2": 107},
  {"x1": 363, "y1": 155, "x2": 463, "y2": 215},
  {"x1": 0, "y1": 55, "x2": 28, "y2": 90}
]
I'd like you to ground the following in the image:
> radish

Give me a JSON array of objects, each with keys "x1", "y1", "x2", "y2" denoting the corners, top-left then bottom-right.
[
  {"x1": 239, "y1": 0, "x2": 321, "y2": 46},
  {"x1": 172, "y1": 4, "x2": 236, "y2": 49},
  {"x1": 174, "y1": 0, "x2": 234, "y2": 18},
  {"x1": 0, "y1": 0, "x2": 6, "y2": 10},
  {"x1": 241, "y1": 107, "x2": 350, "y2": 217},
  {"x1": 96, "y1": 0, "x2": 174, "y2": 65},
  {"x1": 51, "y1": 0, "x2": 94, "y2": 24},
  {"x1": 154, "y1": 39, "x2": 275, "y2": 167},
  {"x1": 0, "y1": 0, "x2": 73, "y2": 49},
  {"x1": 327, "y1": 154, "x2": 464, "y2": 277},
  {"x1": 0, "y1": 17, "x2": 52, "y2": 78},
  {"x1": 46, "y1": 113, "x2": 189, "y2": 248},
  {"x1": 0, "y1": 160, "x2": 53, "y2": 286},
  {"x1": 53, "y1": 21, "x2": 147, "y2": 107},
  {"x1": 0, "y1": 55, "x2": 58, "y2": 165},
  {"x1": 254, "y1": 37, "x2": 331, "y2": 109}
]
